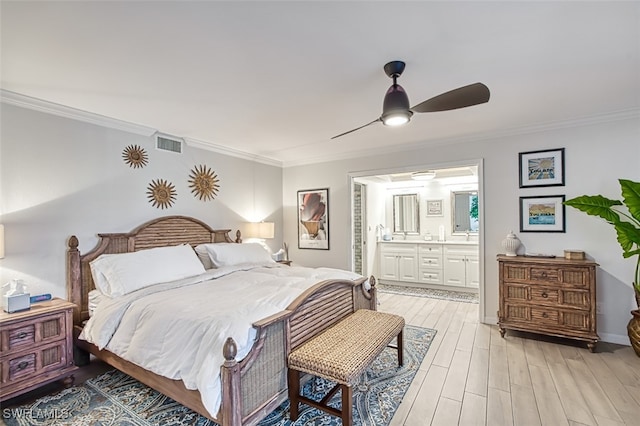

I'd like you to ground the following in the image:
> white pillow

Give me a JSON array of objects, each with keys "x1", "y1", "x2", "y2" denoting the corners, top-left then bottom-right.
[
  {"x1": 89, "y1": 244, "x2": 206, "y2": 297},
  {"x1": 204, "y1": 243, "x2": 275, "y2": 267},
  {"x1": 194, "y1": 244, "x2": 215, "y2": 269}
]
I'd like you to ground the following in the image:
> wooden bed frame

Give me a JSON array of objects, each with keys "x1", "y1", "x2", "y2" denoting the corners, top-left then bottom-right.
[{"x1": 66, "y1": 215, "x2": 377, "y2": 426}]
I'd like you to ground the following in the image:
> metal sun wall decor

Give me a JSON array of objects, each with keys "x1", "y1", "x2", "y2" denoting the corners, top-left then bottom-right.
[
  {"x1": 188, "y1": 164, "x2": 220, "y2": 201},
  {"x1": 122, "y1": 144, "x2": 149, "y2": 168},
  {"x1": 147, "y1": 178, "x2": 177, "y2": 209}
]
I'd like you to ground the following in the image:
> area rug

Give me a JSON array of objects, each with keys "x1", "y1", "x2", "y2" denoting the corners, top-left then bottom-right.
[
  {"x1": 3, "y1": 325, "x2": 435, "y2": 426},
  {"x1": 378, "y1": 283, "x2": 479, "y2": 303}
]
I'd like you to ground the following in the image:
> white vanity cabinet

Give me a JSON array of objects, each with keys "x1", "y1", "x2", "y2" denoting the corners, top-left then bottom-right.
[
  {"x1": 418, "y1": 244, "x2": 443, "y2": 285},
  {"x1": 443, "y1": 245, "x2": 480, "y2": 288},
  {"x1": 379, "y1": 243, "x2": 418, "y2": 282}
]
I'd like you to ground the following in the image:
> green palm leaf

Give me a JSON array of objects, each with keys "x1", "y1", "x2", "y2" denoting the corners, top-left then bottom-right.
[
  {"x1": 620, "y1": 179, "x2": 640, "y2": 224},
  {"x1": 615, "y1": 221, "x2": 640, "y2": 253},
  {"x1": 564, "y1": 195, "x2": 622, "y2": 223}
]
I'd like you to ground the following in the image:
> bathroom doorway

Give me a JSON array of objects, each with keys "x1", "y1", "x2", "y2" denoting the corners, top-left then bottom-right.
[{"x1": 349, "y1": 159, "x2": 485, "y2": 320}]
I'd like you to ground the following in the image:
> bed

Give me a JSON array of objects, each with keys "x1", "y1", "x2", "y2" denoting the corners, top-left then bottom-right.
[{"x1": 66, "y1": 215, "x2": 377, "y2": 426}]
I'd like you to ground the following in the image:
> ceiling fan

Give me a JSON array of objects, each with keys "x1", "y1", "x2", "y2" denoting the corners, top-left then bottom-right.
[{"x1": 331, "y1": 61, "x2": 490, "y2": 139}]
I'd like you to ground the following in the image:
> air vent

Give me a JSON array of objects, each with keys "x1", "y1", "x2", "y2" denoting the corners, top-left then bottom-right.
[{"x1": 155, "y1": 133, "x2": 183, "y2": 154}]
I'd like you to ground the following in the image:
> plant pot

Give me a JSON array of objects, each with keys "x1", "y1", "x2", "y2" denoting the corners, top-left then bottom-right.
[{"x1": 628, "y1": 310, "x2": 640, "y2": 357}]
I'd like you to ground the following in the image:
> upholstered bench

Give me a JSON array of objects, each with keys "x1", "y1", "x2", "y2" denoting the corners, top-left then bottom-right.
[{"x1": 287, "y1": 309, "x2": 405, "y2": 426}]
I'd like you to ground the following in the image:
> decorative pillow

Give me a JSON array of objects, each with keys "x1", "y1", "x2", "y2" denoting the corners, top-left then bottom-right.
[
  {"x1": 204, "y1": 242, "x2": 275, "y2": 267},
  {"x1": 89, "y1": 244, "x2": 206, "y2": 297},
  {"x1": 194, "y1": 244, "x2": 215, "y2": 269}
]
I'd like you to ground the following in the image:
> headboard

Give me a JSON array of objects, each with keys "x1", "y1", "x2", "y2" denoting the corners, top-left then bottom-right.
[{"x1": 67, "y1": 215, "x2": 241, "y2": 325}]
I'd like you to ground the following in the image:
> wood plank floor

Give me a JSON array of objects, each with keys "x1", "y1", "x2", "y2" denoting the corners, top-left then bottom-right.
[
  {"x1": 3, "y1": 292, "x2": 638, "y2": 425},
  {"x1": 378, "y1": 291, "x2": 640, "y2": 426}
]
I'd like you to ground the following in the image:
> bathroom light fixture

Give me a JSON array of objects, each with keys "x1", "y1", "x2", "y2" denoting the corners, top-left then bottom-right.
[{"x1": 411, "y1": 171, "x2": 436, "y2": 181}]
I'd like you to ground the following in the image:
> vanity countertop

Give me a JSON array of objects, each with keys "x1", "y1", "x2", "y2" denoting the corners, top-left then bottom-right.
[{"x1": 379, "y1": 240, "x2": 478, "y2": 246}]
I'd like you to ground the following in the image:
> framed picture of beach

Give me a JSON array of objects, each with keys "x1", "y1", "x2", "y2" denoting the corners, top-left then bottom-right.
[
  {"x1": 520, "y1": 195, "x2": 566, "y2": 232},
  {"x1": 297, "y1": 188, "x2": 329, "y2": 250},
  {"x1": 519, "y1": 148, "x2": 565, "y2": 188}
]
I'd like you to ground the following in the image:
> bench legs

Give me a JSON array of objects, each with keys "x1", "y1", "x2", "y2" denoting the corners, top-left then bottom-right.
[
  {"x1": 288, "y1": 368, "x2": 354, "y2": 426},
  {"x1": 287, "y1": 328, "x2": 403, "y2": 426}
]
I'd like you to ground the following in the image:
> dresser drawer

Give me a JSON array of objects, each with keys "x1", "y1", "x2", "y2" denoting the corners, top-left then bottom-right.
[
  {"x1": 1, "y1": 339, "x2": 69, "y2": 385},
  {"x1": 1, "y1": 312, "x2": 66, "y2": 355},
  {"x1": 503, "y1": 303, "x2": 591, "y2": 331},
  {"x1": 504, "y1": 283, "x2": 590, "y2": 309}
]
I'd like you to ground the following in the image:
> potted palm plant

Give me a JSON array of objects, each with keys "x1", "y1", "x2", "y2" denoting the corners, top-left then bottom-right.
[{"x1": 564, "y1": 179, "x2": 640, "y2": 356}]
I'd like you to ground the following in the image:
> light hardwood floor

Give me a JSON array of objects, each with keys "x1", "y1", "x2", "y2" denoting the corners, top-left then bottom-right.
[
  {"x1": 3, "y1": 292, "x2": 638, "y2": 425},
  {"x1": 377, "y1": 291, "x2": 640, "y2": 426}
]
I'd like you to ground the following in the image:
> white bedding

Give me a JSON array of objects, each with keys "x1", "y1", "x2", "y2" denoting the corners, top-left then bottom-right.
[{"x1": 79, "y1": 263, "x2": 364, "y2": 417}]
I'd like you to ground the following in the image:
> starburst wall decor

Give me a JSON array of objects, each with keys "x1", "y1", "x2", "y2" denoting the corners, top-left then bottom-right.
[
  {"x1": 122, "y1": 144, "x2": 148, "y2": 168},
  {"x1": 147, "y1": 179, "x2": 176, "y2": 209},
  {"x1": 188, "y1": 164, "x2": 220, "y2": 201}
]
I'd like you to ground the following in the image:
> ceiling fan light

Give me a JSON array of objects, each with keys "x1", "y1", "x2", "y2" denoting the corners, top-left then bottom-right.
[
  {"x1": 383, "y1": 114, "x2": 410, "y2": 126},
  {"x1": 411, "y1": 171, "x2": 437, "y2": 180},
  {"x1": 382, "y1": 83, "x2": 412, "y2": 127}
]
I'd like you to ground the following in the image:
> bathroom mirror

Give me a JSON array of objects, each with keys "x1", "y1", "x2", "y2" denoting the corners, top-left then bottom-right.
[
  {"x1": 452, "y1": 191, "x2": 479, "y2": 234},
  {"x1": 393, "y1": 194, "x2": 419, "y2": 234}
]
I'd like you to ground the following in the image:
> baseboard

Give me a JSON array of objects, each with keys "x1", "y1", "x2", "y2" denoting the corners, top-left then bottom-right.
[
  {"x1": 481, "y1": 316, "x2": 630, "y2": 346},
  {"x1": 597, "y1": 332, "x2": 631, "y2": 346}
]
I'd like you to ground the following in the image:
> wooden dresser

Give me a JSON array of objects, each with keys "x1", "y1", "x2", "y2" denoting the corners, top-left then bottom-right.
[
  {"x1": 497, "y1": 255, "x2": 599, "y2": 352},
  {"x1": 0, "y1": 298, "x2": 77, "y2": 401}
]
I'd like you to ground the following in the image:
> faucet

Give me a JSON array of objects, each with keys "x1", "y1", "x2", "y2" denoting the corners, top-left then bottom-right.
[{"x1": 465, "y1": 231, "x2": 470, "y2": 241}]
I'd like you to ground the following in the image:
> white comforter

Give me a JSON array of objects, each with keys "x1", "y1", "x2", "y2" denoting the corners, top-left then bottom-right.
[{"x1": 80, "y1": 263, "x2": 363, "y2": 417}]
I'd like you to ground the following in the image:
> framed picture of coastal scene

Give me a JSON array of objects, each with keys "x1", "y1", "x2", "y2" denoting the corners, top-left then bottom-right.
[
  {"x1": 297, "y1": 188, "x2": 329, "y2": 250},
  {"x1": 520, "y1": 195, "x2": 566, "y2": 232},
  {"x1": 519, "y1": 148, "x2": 565, "y2": 188}
]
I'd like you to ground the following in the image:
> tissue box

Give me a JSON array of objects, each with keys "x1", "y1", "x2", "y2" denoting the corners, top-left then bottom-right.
[{"x1": 3, "y1": 293, "x2": 30, "y2": 313}]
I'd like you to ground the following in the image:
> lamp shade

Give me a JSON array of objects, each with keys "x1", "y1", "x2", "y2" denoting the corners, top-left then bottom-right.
[
  {"x1": 0, "y1": 224, "x2": 4, "y2": 259},
  {"x1": 247, "y1": 222, "x2": 274, "y2": 239}
]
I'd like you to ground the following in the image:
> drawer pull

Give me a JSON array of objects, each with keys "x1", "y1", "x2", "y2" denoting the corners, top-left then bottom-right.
[
  {"x1": 541, "y1": 272, "x2": 547, "y2": 278},
  {"x1": 542, "y1": 292, "x2": 548, "y2": 298},
  {"x1": 17, "y1": 332, "x2": 27, "y2": 339},
  {"x1": 542, "y1": 312, "x2": 549, "y2": 318},
  {"x1": 17, "y1": 361, "x2": 29, "y2": 370}
]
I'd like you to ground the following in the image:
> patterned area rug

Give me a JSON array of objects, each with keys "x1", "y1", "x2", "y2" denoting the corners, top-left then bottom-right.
[
  {"x1": 378, "y1": 283, "x2": 479, "y2": 303},
  {"x1": 3, "y1": 325, "x2": 435, "y2": 426}
]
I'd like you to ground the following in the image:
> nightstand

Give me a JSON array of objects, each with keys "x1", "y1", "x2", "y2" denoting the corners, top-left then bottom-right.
[
  {"x1": 277, "y1": 260, "x2": 292, "y2": 266},
  {"x1": 0, "y1": 298, "x2": 77, "y2": 401}
]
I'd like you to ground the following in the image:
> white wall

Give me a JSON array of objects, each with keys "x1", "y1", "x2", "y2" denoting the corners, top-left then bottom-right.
[
  {"x1": 284, "y1": 116, "x2": 640, "y2": 344},
  {"x1": 1, "y1": 102, "x2": 638, "y2": 344},
  {"x1": 0, "y1": 104, "x2": 283, "y2": 298}
]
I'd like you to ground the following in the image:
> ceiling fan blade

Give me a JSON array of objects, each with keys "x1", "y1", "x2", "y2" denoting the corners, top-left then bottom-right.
[
  {"x1": 411, "y1": 82, "x2": 490, "y2": 113},
  {"x1": 331, "y1": 118, "x2": 381, "y2": 140}
]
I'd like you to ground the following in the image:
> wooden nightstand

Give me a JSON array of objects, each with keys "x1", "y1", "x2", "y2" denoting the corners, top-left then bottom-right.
[
  {"x1": 277, "y1": 260, "x2": 292, "y2": 266},
  {"x1": 0, "y1": 298, "x2": 77, "y2": 401}
]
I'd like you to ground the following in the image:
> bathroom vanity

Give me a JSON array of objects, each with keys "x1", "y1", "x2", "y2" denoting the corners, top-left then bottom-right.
[{"x1": 378, "y1": 241, "x2": 479, "y2": 289}]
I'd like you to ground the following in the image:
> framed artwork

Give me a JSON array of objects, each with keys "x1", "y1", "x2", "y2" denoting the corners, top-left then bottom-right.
[
  {"x1": 298, "y1": 188, "x2": 329, "y2": 250},
  {"x1": 519, "y1": 148, "x2": 565, "y2": 188},
  {"x1": 520, "y1": 195, "x2": 566, "y2": 233},
  {"x1": 426, "y1": 199, "x2": 443, "y2": 216}
]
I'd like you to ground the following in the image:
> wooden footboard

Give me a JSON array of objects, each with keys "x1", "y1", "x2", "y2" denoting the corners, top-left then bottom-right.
[{"x1": 67, "y1": 215, "x2": 376, "y2": 426}]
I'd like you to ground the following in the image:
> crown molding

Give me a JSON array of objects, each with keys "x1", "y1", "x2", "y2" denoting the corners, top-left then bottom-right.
[
  {"x1": 0, "y1": 89, "x2": 156, "y2": 136},
  {"x1": 281, "y1": 107, "x2": 640, "y2": 167},
  {"x1": 3, "y1": 89, "x2": 637, "y2": 169},
  {"x1": 184, "y1": 137, "x2": 282, "y2": 167},
  {"x1": 0, "y1": 89, "x2": 282, "y2": 167}
]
